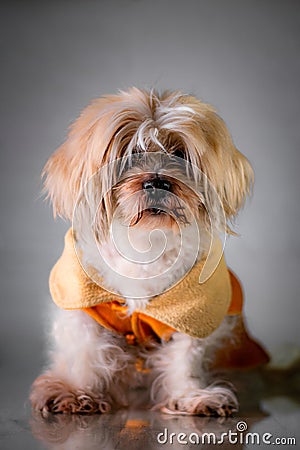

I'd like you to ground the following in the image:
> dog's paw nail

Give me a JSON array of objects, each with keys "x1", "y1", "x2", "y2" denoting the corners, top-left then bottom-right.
[
  {"x1": 41, "y1": 406, "x2": 50, "y2": 418},
  {"x1": 77, "y1": 394, "x2": 97, "y2": 413},
  {"x1": 98, "y1": 400, "x2": 111, "y2": 413},
  {"x1": 216, "y1": 404, "x2": 236, "y2": 417}
]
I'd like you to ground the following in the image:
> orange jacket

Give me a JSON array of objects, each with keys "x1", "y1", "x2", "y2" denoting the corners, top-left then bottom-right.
[{"x1": 49, "y1": 229, "x2": 269, "y2": 369}]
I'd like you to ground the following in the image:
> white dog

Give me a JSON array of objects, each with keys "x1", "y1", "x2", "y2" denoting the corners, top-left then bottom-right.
[{"x1": 30, "y1": 88, "x2": 268, "y2": 417}]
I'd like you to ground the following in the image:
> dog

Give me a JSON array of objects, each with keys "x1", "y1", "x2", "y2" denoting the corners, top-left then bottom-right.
[{"x1": 30, "y1": 88, "x2": 267, "y2": 417}]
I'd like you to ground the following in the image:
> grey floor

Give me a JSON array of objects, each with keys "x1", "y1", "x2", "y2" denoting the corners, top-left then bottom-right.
[{"x1": 1, "y1": 362, "x2": 300, "y2": 450}]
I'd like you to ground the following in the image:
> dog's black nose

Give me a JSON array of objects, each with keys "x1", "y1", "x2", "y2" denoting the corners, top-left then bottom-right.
[{"x1": 142, "y1": 177, "x2": 171, "y2": 193}]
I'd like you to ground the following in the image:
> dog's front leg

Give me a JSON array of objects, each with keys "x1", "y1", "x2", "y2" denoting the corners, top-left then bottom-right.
[
  {"x1": 30, "y1": 310, "x2": 132, "y2": 414},
  {"x1": 148, "y1": 332, "x2": 238, "y2": 416}
]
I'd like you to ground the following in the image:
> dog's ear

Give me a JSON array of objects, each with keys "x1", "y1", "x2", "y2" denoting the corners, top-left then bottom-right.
[
  {"x1": 165, "y1": 94, "x2": 254, "y2": 222},
  {"x1": 198, "y1": 110, "x2": 254, "y2": 221},
  {"x1": 42, "y1": 139, "x2": 79, "y2": 219},
  {"x1": 220, "y1": 145, "x2": 254, "y2": 219},
  {"x1": 42, "y1": 98, "x2": 116, "y2": 219}
]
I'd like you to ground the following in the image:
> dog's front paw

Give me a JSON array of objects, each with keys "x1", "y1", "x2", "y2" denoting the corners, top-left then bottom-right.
[
  {"x1": 30, "y1": 374, "x2": 111, "y2": 415},
  {"x1": 160, "y1": 386, "x2": 238, "y2": 417}
]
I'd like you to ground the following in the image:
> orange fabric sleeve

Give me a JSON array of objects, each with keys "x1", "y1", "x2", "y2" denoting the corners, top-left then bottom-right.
[{"x1": 227, "y1": 270, "x2": 243, "y2": 315}]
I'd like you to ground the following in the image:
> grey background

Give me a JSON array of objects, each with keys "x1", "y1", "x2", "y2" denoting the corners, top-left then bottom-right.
[{"x1": 1, "y1": 0, "x2": 299, "y2": 389}]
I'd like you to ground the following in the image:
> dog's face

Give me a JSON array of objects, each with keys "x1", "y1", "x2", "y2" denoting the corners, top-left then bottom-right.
[
  {"x1": 112, "y1": 152, "x2": 202, "y2": 233},
  {"x1": 43, "y1": 88, "x2": 253, "y2": 240}
]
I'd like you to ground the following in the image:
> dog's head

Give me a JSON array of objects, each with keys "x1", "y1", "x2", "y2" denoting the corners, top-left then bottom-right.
[{"x1": 43, "y1": 88, "x2": 253, "y2": 239}]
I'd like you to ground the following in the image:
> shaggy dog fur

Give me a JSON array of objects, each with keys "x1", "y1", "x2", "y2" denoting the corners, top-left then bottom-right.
[{"x1": 30, "y1": 88, "x2": 253, "y2": 416}]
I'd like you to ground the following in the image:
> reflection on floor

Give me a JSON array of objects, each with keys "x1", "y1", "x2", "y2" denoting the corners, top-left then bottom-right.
[{"x1": 1, "y1": 365, "x2": 300, "y2": 449}]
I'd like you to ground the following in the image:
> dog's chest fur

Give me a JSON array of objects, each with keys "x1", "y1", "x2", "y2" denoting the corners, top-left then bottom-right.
[{"x1": 79, "y1": 221, "x2": 204, "y2": 314}]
